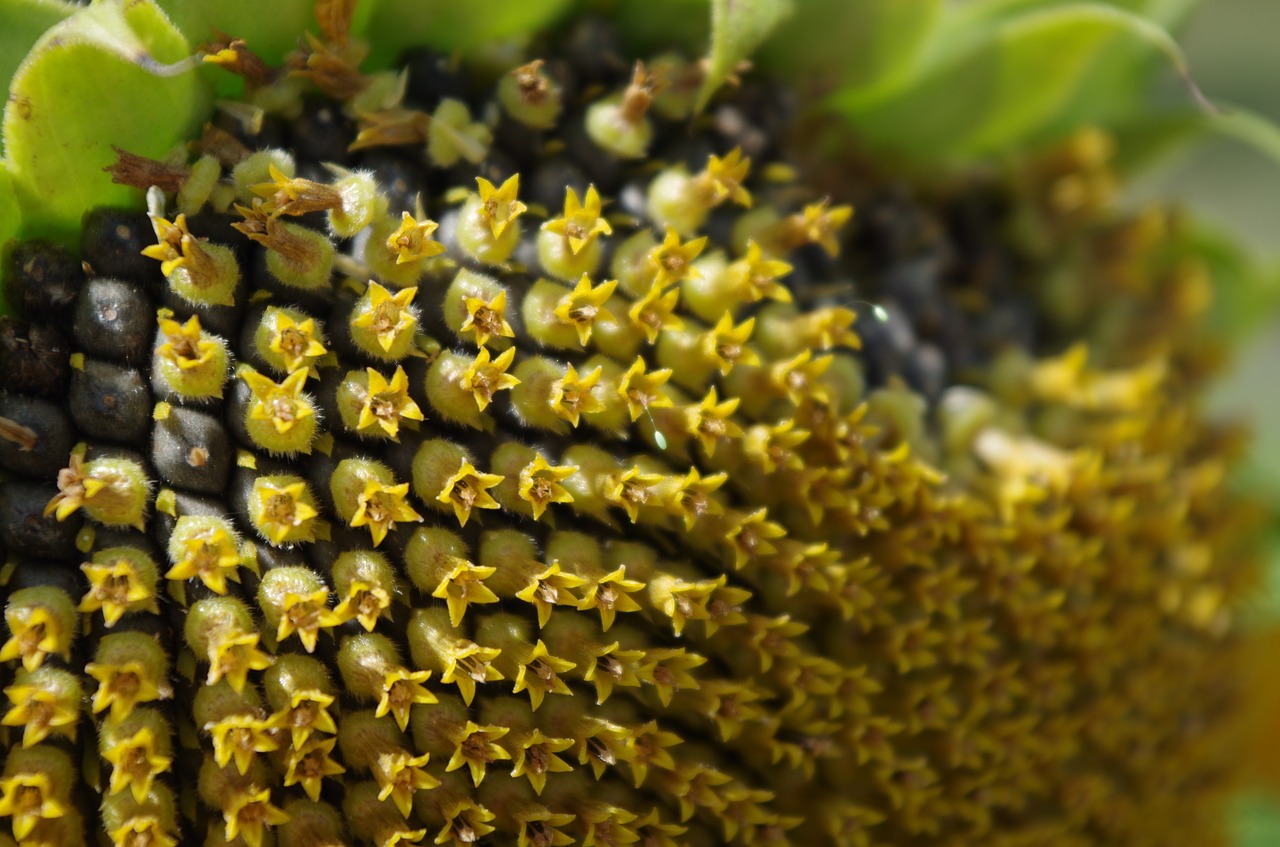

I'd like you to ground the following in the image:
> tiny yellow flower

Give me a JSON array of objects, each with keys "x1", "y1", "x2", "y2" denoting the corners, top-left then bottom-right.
[
  {"x1": 207, "y1": 631, "x2": 274, "y2": 693},
  {"x1": 386, "y1": 211, "x2": 446, "y2": 263},
  {"x1": 85, "y1": 659, "x2": 162, "y2": 720},
  {"x1": 517, "y1": 455, "x2": 577, "y2": 521},
  {"x1": 140, "y1": 212, "x2": 196, "y2": 277},
  {"x1": 156, "y1": 312, "x2": 219, "y2": 370},
  {"x1": 664, "y1": 467, "x2": 728, "y2": 531},
  {"x1": 223, "y1": 788, "x2": 290, "y2": 847},
  {"x1": 617, "y1": 356, "x2": 674, "y2": 422},
  {"x1": 725, "y1": 240, "x2": 793, "y2": 303},
  {"x1": 577, "y1": 566, "x2": 645, "y2": 631},
  {"x1": 476, "y1": 174, "x2": 527, "y2": 238},
  {"x1": 543, "y1": 185, "x2": 612, "y2": 254},
  {"x1": 241, "y1": 367, "x2": 314, "y2": 435},
  {"x1": 377, "y1": 668, "x2": 437, "y2": 732},
  {"x1": 438, "y1": 643, "x2": 504, "y2": 706},
  {"x1": 793, "y1": 199, "x2": 854, "y2": 256},
  {"x1": 512, "y1": 640, "x2": 576, "y2": 711},
  {"x1": 264, "y1": 309, "x2": 328, "y2": 372},
  {"x1": 698, "y1": 146, "x2": 753, "y2": 207},
  {"x1": 509, "y1": 730, "x2": 574, "y2": 796},
  {"x1": 375, "y1": 750, "x2": 438, "y2": 818},
  {"x1": 436, "y1": 459, "x2": 505, "y2": 527},
  {"x1": 649, "y1": 228, "x2": 707, "y2": 289},
  {"x1": 350, "y1": 479, "x2": 423, "y2": 547},
  {"x1": 0, "y1": 773, "x2": 65, "y2": 840},
  {"x1": 357, "y1": 366, "x2": 425, "y2": 438},
  {"x1": 332, "y1": 579, "x2": 393, "y2": 632},
  {"x1": 515, "y1": 562, "x2": 587, "y2": 628},
  {"x1": 552, "y1": 274, "x2": 617, "y2": 347},
  {"x1": 100, "y1": 726, "x2": 171, "y2": 802},
  {"x1": 703, "y1": 313, "x2": 759, "y2": 375},
  {"x1": 459, "y1": 346, "x2": 520, "y2": 411},
  {"x1": 80, "y1": 551, "x2": 159, "y2": 626},
  {"x1": 628, "y1": 283, "x2": 684, "y2": 343},
  {"x1": 270, "y1": 688, "x2": 338, "y2": 750},
  {"x1": 109, "y1": 816, "x2": 177, "y2": 847},
  {"x1": 275, "y1": 588, "x2": 337, "y2": 653},
  {"x1": 165, "y1": 519, "x2": 242, "y2": 595},
  {"x1": 433, "y1": 560, "x2": 500, "y2": 628},
  {"x1": 460, "y1": 290, "x2": 515, "y2": 347},
  {"x1": 284, "y1": 735, "x2": 347, "y2": 802},
  {"x1": 605, "y1": 465, "x2": 667, "y2": 524},
  {"x1": 550, "y1": 363, "x2": 605, "y2": 427},
  {"x1": 682, "y1": 387, "x2": 743, "y2": 456},
  {"x1": 2, "y1": 673, "x2": 79, "y2": 748},
  {"x1": 351, "y1": 282, "x2": 419, "y2": 353},
  {"x1": 445, "y1": 721, "x2": 510, "y2": 786},
  {"x1": 0, "y1": 604, "x2": 71, "y2": 672},
  {"x1": 251, "y1": 477, "x2": 320, "y2": 545}
]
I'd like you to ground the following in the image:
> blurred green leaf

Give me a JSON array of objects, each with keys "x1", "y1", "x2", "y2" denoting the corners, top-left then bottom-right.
[
  {"x1": 0, "y1": 0, "x2": 75, "y2": 139},
  {"x1": 1111, "y1": 106, "x2": 1280, "y2": 178},
  {"x1": 837, "y1": 3, "x2": 1196, "y2": 163},
  {"x1": 1233, "y1": 793, "x2": 1280, "y2": 847},
  {"x1": 1, "y1": 0, "x2": 209, "y2": 245},
  {"x1": 1172, "y1": 221, "x2": 1280, "y2": 340},
  {"x1": 359, "y1": 0, "x2": 575, "y2": 68},
  {"x1": 156, "y1": 0, "x2": 317, "y2": 64},
  {"x1": 760, "y1": 0, "x2": 943, "y2": 107},
  {"x1": 611, "y1": 0, "x2": 709, "y2": 54},
  {"x1": 697, "y1": 0, "x2": 793, "y2": 110}
]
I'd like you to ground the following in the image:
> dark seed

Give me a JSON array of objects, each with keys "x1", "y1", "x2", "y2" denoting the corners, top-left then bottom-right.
[
  {"x1": 80, "y1": 207, "x2": 163, "y2": 286},
  {"x1": 0, "y1": 395, "x2": 75, "y2": 479},
  {"x1": 73, "y1": 278, "x2": 154, "y2": 364},
  {"x1": 4, "y1": 240, "x2": 84, "y2": 321},
  {"x1": 0, "y1": 481, "x2": 82, "y2": 561},
  {"x1": 152, "y1": 406, "x2": 233, "y2": 495},
  {"x1": 402, "y1": 49, "x2": 469, "y2": 109},
  {"x1": 0, "y1": 318, "x2": 71, "y2": 398},
  {"x1": 68, "y1": 358, "x2": 153, "y2": 446}
]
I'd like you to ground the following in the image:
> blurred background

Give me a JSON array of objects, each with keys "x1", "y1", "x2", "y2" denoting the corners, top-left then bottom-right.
[{"x1": 1147, "y1": 2, "x2": 1280, "y2": 840}]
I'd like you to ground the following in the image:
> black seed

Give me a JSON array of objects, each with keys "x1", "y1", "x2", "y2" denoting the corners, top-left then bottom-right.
[
  {"x1": 73, "y1": 278, "x2": 154, "y2": 364},
  {"x1": 0, "y1": 395, "x2": 75, "y2": 479},
  {"x1": 149, "y1": 489, "x2": 225, "y2": 553},
  {"x1": 69, "y1": 358, "x2": 152, "y2": 445},
  {"x1": 4, "y1": 240, "x2": 84, "y2": 321},
  {"x1": 5, "y1": 557, "x2": 85, "y2": 598},
  {"x1": 527, "y1": 156, "x2": 591, "y2": 213},
  {"x1": 355, "y1": 150, "x2": 429, "y2": 217},
  {"x1": 0, "y1": 318, "x2": 71, "y2": 398},
  {"x1": 152, "y1": 407, "x2": 233, "y2": 495},
  {"x1": 562, "y1": 114, "x2": 623, "y2": 192},
  {"x1": 0, "y1": 481, "x2": 81, "y2": 561},
  {"x1": 80, "y1": 207, "x2": 163, "y2": 285},
  {"x1": 561, "y1": 17, "x2": 627, "y2": 85}
]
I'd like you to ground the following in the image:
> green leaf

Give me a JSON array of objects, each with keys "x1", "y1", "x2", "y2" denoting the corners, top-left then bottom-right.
[
  {"x1": 759, "y1": 0, "x2": 943, "y2": 106},
  {"x1": 0, "y1": 0, "x2": 75, "y2": 133},
  {"x1": 612, "y1": 0, "x2": 710, "y2": 55},
  {"x1": 156, "y1": 0, "x2": 318, "y2": 65},
  {"x1": 837, "y1": 3, "x2": 1197, "y2": 164},
  {"x1": 1111, "y1": 106, "x2": 1280, "y2": 176},
  {"x1": 2, "y1": 0, "x2": 209, "y2": 245},
  {"x1": 697, "y1": 0, "x2": 793, "y2": 110},
  {"x1": 359, "y1": 0, "x2": 575, "y2": 69}
]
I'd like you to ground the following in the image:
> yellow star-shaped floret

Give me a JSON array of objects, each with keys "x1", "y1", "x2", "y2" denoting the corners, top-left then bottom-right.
[
  {"x1": 550, "y1": 363, "x2": 604, "y2": 427},
  {"x1": 649, "y1": 228, "x2": 707, "y2": 289},
  {"x1": 377, "y1": 668, "x2": 437, "y2": 732},
  {"x1": 439, "y1": 643, "x2": 504, "y2": 706},
  {"x1": 437, "y1": 800, "x2": 497, "y2": 846},
  {"x1": 86, "y1": 660, "x2": 161, "y2": 720},
  {"x1": 208, "y1": 713, "x2": 282, "y2": 776},
  {"x1": 577, "y1": 566, "x2": 645, "y2": 631},
  {"x1": 101, "y1": 727, "x2": 171, "y2": 802},
  {"x1": 157, "y1": 312, "x2": 219, "y2": 370},
  {"x1": 515, "y1": 809, "x2": 576, "y2": 847},
  {"x1": 350, "y1": 479, "x2": 423, "y2": 547},
  {"x1": 271, "y1": 689, "x2": 338, "y2": 749},
  {"x1": 43, "y1": 451, "x2": 91, "y2": 524},
  {"x1": 332, "y1": 579, "x2": 393, "y2": 632},
  {"x1": 515, "y1": 562, "x2": 587, "y2": 628},
  {"x1": 2, "y1": 676, "x2": 79, "y2": 749},
  {"x1": 683, "y1": 387, "x2": 743, "y2": 456},
  {"x1": 351, "y1": 282, "x2": 419, "y2": 353},
  {"x1": 664, "y1": 467, "x2": 728, "y2": 531},
  {"x1": 628, "y1": 283, "x2": 684, "y2": 344},
  {"x1": 799, "y1": 305, "x2": 860, "y2": 350},
  {"x1": 207, "y1": 631, "x2": 274, "y2": 692},
  {"x1": 0, "y1": 604, "x2": 71, "y2": 672},
  {"x1": 517, "y1": 455, "x2": 577, "y2": 521},
  {"x1": 141, "y1": 213, "x2": 195, "y2": 277},
  {"x1": 743, "y1": 418, "x2": 810, "y2": 473},
  {"x1": 110, "y1": 816, "x2": 177, "y2": 847},
  {"x1": 386, "y1": 211, "x2": 446, "y2": 264},
  {"x1": 276, "y1": 588, "x2": 336, "y2": 653},
  {"x1": 432, "y1": 560, "x2": 500, "y2": 628},
  {"x1": 375, "y1": 750, "x2": 440, "y2": 817},
  {"x1": 583, "y1": 645, "x2": 646, "y2": 705},
  {"x1": 512, "y1": 640, "x2": 576, "y2": 711},
  {"x1": 285, "y1": 736, "x2": 347, "y2": 802},
  {"x1": 543, "y1": 185, "x2": 612, "y2": 254},
  {"x1": 459, "y1": 346, "x2": 520, "y2": 411},
  {"x1": 725, "y1": 508, "x2": 787, "y2": 570},
  {"x1": 770, "y1": 349, "x2": 834, "y2": 406},
  {"x1": 265, "y1": 309, "x2": 328, "y2": 372},
  {"x1": 252, "y1": 478, "x2": 319, "y2": 545},
  {"x1": 242, "y1": 367, "x2": 313, "y2": 435},
  {"x1": 552, "y1": 274, "x2": 617, "y2": 347},
  {"x1": 510, "y1": 730, "x2": 574, "y2": 795},
  {"x1": 165, "y1": 522, "x2": 242, "y2": 595},
  {"x1": 437, "y1": 460, "x2": 504, "y2": 527},
  {"x1": 476, "y1": 174, "x2": 527, "y2": 238},
  {"x1": 727, "y1": 240, "x2": 793, "y2": 303},
  {"x1": 640, "y1": 647, "x2": 706, "y2": 707},
  {"x1": 80, "y1": 554, "x2": 158, "y2": 627},
  {"x1": 251, "y1": 163, "x2": 343, "y2": 216},
  {"x1": 605, "y1": 466, "x2": 667, "y2": 524},
  {"x1": 460, "y1": 291, "x2": 515, "y2": 347},
  {"x1": 703, "y1": 313, "x2": 759, "y2": 375},
  {"x1": 698, "y1": 147, "x2": 752, "y2": 207},
  {"x1": 0, "y1": 773, "x2": 65, "y2": 840},
  {"x1": 357, "y1": 366, "x2": 425, "y2": 439},
  {"x1": 617, "y1": 356, "x2": 674, "y2": 422},
  {"x1": 446, "y1": 721, "x2": 510, "y2": 786},
  {"x1": 796, "y1": 200, "x2": 854, "y2": 257},
  {"x1": 223, "y1": 788, "x2": 290, "y2": 847}
]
